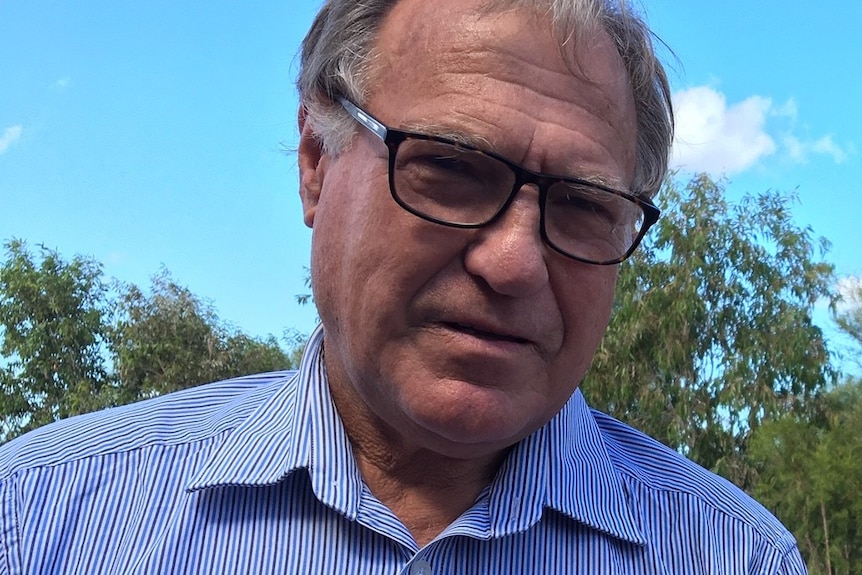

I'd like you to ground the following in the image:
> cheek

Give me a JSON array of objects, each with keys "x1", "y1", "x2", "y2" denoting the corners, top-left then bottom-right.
[
  {"x1": 554, "y1": 266, "x2": 617, "y2": 368},
  {"x1": 309, "y1": 165, "x2": 382, "y2": 333},
  {"x1": 309, "y1": 166, "x2": 459, "y2": 333}
]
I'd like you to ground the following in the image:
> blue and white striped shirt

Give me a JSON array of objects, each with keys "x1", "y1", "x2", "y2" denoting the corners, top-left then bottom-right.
[{"x1": 0, "y1": 327, "x2": 807, "y2": 574}]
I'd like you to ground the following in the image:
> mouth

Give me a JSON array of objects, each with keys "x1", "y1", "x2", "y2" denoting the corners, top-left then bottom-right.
[{"x1": 442, "y1": 321, "x2": 531, "y2": 345}]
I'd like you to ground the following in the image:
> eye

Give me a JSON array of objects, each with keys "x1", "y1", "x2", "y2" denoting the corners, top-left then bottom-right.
[
  {"x1": 561, "y1": 192, "x2": 601, "y2": 211},
  {"x1": 407, "y1": 150, "x2": 484, "y2": 179},
  {"x1": 550, "y1": 184, "x2": 616, "y2": 220}
]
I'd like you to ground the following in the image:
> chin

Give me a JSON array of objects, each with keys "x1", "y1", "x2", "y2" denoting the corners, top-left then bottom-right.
[{"x1": 404, "y1": 386, "x2": 547, "y2": 455}]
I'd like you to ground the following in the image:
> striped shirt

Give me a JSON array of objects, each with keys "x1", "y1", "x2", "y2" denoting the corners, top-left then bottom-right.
[{"x1": 0, "y1": 326, "x2": 807, "y2": 574}]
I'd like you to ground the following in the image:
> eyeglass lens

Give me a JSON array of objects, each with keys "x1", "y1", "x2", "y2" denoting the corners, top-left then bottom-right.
[{"x1": 391, "y1": 137, "x2": 645, "y2": 263}]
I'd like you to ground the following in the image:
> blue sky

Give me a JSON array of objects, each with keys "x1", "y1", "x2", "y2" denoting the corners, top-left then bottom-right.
[{"x1": 1, "y1": 1, "x2": 859, "y2": 367}]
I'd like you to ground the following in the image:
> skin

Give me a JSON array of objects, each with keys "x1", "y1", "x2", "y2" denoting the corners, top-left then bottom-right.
[{"x1": 298, "y1": 0, "x2": 638, "y2": 546}]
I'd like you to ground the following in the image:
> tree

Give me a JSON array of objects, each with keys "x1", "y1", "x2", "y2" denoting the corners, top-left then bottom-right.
[
  {"x1": 583, "y1": 174, "x2": 836, "y2": 488},
  {"x1": 834, "y1": 277, "x2": 862, "y2": 371},
  {"x1": 109, "y1": 270, "x2": 293, "y2": 403},
  {"x1": 1, "y1": 242, "x2": 300, "y2": 442},
  {"x1": 0, "y1": 240, "x2": 113, "y2": 440},
  {"x1": 747, "y1": 275, "x2": 862, "y2": 574},
  {"x1": 749, "y1": 382, "x2": 862, "y2": 574}
]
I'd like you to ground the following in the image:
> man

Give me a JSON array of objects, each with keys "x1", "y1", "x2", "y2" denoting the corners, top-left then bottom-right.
[{"x1": 0, "y1": 0, "x2": 807, "y2": 573}]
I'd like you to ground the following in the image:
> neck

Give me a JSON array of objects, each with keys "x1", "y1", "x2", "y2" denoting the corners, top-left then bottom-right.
[
  {"x1": 352, "y1": 441, "x2": 508, "y2": 547},
  {"x1": 325, "y1": 367, "x2": 508, "y2": 547}
]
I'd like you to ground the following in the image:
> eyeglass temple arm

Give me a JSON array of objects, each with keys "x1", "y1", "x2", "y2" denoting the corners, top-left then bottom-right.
[{"x1": 340, "y1": 98, "x2": 388, "y2": 141}]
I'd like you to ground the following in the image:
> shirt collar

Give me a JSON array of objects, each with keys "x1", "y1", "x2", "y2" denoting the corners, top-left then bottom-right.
[
  {"x1": 186, "y1": 325, "x2": 365, "y2": 519},
  {"x1": 448, "y1": 388, "x2": 645, "y2": 545},
  {"x1": 525, "y1": 390, "x2": 647, "y2": 545},
  {"x1": 188, "y1": 325, "x2": 645, "y2": 544}
]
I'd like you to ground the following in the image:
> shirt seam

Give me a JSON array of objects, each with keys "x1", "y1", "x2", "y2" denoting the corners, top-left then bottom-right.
[
  {"x1": 1, "y1": 475, "x2": 20, "y2": 574},
  {"x1": 614, "y1": 466, "x2": 797, "y2": 555},
  {"x1": 0, "y1": 429, "x2": 234, "y2": 482}
]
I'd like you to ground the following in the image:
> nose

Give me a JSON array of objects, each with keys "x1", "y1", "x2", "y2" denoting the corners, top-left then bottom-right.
[{"x1": 463, "y1": 187, "x2": 549, "y2": 297}]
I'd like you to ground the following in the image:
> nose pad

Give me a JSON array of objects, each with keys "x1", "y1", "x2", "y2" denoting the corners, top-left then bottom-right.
[{"x1": 463, "y1": 191, "x2": 549, "y2": 297}]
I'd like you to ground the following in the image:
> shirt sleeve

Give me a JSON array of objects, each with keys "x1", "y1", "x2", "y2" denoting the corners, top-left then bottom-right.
[{"x1": 771, "y1": 544, "x2": 809, "y2": 575}]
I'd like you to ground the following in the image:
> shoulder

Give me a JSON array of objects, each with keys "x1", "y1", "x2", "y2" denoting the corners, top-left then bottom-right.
[
  {"x1": 589, "y1": 408, "x2": 799, "y2": 553},
  {"x1": 0, "y1": 371, "x2": 297, "y2": 479}
]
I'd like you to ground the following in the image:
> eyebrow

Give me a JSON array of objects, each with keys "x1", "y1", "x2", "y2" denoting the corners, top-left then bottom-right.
[
  {"x1": 399, "y1": 121, "x2": 495, "y2": 151},
  {"x1": 398, "y1": 120, "x2": 630, "y2": 193},
  {"x1": 570, "y1": 171, "x2": 628, "y2": 191}
]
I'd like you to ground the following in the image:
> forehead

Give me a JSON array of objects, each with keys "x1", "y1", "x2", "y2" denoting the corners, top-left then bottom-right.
[{"x1": 367, "y1": 0, "x2": 637, "y2": 183}]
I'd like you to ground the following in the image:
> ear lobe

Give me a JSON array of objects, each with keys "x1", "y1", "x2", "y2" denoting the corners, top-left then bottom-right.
[{"x1": 297, "y1": 107, "x2": 326, "y2": 228}]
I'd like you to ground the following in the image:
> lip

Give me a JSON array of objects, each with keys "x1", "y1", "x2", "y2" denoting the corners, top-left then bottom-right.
[
  {"x1": 442, "y1": 321, "x2": 531, "y2": 345},
  {"x1": 419, "y1": 304, "x2": 556, "y2": 359}
]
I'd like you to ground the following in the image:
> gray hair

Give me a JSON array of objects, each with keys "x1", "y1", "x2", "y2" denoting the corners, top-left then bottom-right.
[{"x1": 297, "y1": 0, "x2": 673, "y2": 197}]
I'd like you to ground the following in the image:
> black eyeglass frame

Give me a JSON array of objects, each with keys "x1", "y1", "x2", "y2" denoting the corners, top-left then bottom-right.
[{"x1": 339, "y1": 98, "x2": 660, "y2": 265}]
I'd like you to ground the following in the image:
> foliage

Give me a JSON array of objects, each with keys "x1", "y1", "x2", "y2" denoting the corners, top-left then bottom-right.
[
  {"x1": 295, "y1": 266, "x2": 314, "y2": 307},
  {"x1": 749, "y1": 382, "x2": 862, "y2": 574},
  {"x1": 283, "y1": 328, "x2": 309, "y2": 369},
  {"x1": 0, "y1": 240, "x2": 300, "y2": 442},
  {"x1": 109, "y1": 269, "x2": 294, "y2": 404},
  {"x1": 833, "y1": 277, "x2": 862, "y2": 371},
  {"x1": 0, "y1": 240, "x2": 113, "y2": 439},
  {"x1": 583, "y1": 173, "x2": 836, "y2": 488},
  {"x1": 836, "y1": 299, "x2": 862, "y2": 347}
]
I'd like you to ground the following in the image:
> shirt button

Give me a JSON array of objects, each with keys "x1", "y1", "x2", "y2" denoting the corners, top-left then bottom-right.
[{"x1": 410, "y1": 559, "x2": 433, "y2": 575}]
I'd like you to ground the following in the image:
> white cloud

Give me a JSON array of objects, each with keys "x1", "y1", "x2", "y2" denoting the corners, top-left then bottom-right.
[
  {"x1": 811, "y1": 135, "x2": 848, "y2": 163},
  {"x1": 670, "y1": 86, "x2": 852, "y2": 175},
  {"x1": 0, "y1": 125, "x2": 23, "y2": 155},
  {"x1": 55, "y1": 77, "x2": 70, "y2": 91},
  {"x1": 836, "y1": 276, "x2": 862, "y2": 311},
  {"x1": 671, "y1": 86, "x2": 776, "y2": 175},
  {"x1": 784, "y1": 134, "x2": 848, "y2": 165},
  {"x1": 771, "y1": 98, "x2": 798, "y2": 120}
]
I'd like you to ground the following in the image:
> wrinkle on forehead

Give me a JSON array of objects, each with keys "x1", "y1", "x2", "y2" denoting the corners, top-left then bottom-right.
[
  {"x1": 379, "y1": 0, "x2": 626, "y2": 89},
  {"x1": 397, "y1": 82, "x2": 634, "y2": 184},
  {"x1": 370, "y1": 0, "x2": 638, "y2": 186},
  {"x1": 375, "y1": 0, "x2": 634, "y2": 122}
]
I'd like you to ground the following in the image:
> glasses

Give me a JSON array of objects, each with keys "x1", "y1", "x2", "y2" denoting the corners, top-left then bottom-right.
[{"x1": 340, "y1": 98, "x2": 660, "y2": 265}]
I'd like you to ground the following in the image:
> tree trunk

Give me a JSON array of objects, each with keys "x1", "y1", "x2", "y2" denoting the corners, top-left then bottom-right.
[{"x1": 820, "y1": 499, "x2": 831, "y2": 575}]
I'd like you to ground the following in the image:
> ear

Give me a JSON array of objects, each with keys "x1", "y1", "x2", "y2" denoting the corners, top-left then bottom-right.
[{"x1": 297, "y1": 106, "x2": 326, "y2": 228}]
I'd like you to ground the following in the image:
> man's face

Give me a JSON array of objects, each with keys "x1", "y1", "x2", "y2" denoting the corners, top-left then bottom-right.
[{"x1": 299, "y1": 0, "x2": 638, "y2": 459}]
